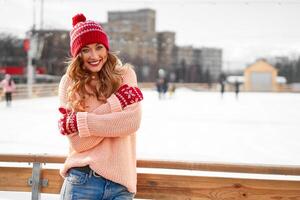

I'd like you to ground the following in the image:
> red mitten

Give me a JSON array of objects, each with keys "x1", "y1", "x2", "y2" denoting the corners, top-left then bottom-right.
[
  {"x1": 115, "y1": 84, "x2": 143, "y2": 109},
  {"x1": 58, "y1": 107, "x2": 78, "y2": 135}
]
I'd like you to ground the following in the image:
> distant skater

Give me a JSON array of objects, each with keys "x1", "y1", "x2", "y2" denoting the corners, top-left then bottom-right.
[
  {"x1": 162, "y1": 77, "x2": 169, "y2": 98},
  {"x1": 220, "y1": 80, "x2": 225, "y2": 99},
  {"x1": 234, "y1": 80, "x2": 240, "y2": 100},
  {"x1": 156, "y1": 77, "x2": 168, "y2": 99},
  {"x1": 0, "y1": 74, "x2": 16, "y2": 107},
  {"x1": 169, "y1": 83, "x2": 176, "y2": 98},
  {"x1": 156, "y1": 78, "x2": 163, "y2": 99}
]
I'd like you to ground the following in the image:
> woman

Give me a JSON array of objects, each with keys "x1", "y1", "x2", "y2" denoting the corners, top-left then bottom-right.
[
  {"x1": 0, "y1": 74, "x2": 16, "y2": 107},
  {"x1": 58, "y1": 13, "x2": 143, "y2": 200}
]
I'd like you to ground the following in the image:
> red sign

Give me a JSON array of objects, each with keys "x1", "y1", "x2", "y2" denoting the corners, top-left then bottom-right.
[
  {"x1": 23, "y1": 39, "x2": 30, "y2": 52},
  {"x1": 0, "y1": 66, "x2": 46, "y2": 75},
  {"x1": 0, "y1": 66, "x2": 24, "y2": 75}
]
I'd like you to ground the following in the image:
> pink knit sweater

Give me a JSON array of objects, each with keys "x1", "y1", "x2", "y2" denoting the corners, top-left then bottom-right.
[{"x1": 58, "y1": 65, "x2": 142, "y2": 193}]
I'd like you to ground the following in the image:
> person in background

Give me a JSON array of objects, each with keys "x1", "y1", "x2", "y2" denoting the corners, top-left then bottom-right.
[
  {"x1": 235, "y1": 80, "x2": 240, "y2": 100},
  {"x1": 156, "y1": 76, "x2": 168, "y2": 100},
  {"x1": 168, "y1": 72, "x2": 176, "y2": 98},
  {"x1": 220, "y1": 80, "x2": 225, "y2": 99},
  {"x1": 58, "y1": 13, "x2": 143, "y2": 200},
  {"x1": 161, "y1": 76, "x2": 169, "y2": 98},
  {"x1": 168, "y1": 83, "x2": 176, "y2": 98},
  {"x1": 218, "y1": 73, "x2": 226, "y2": 99},
  {"x1": 0, "y1": 74, "x2": 16, "y2": 107},
  {"x1": 156, "y1": 77, "x2": 163, "y2": 99}
]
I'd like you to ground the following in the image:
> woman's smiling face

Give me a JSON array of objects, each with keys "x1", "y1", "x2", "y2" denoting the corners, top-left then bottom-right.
[{"x1": 80, "y1": 43, "x2": 108, "y2": 73}]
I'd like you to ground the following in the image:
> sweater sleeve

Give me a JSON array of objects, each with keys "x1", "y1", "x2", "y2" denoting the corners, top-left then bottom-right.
[
  {"x1": 77, "y1": 65, "x2": 143, "y2": 138},
  {"x1": 58, "y1": 74, "x2": 71, "y2": 107},
  {"x1": 65, "y1": 95, "x2": 122, "y2": 153},
  {"x1": 58, "y1": 75, "x2": 104, "y2": 153},
  {"x1": 77, "y1": 103, "x2": 142, "y2": 138}
]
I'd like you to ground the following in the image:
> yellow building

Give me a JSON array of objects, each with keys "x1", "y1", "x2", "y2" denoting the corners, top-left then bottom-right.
[{"x1": 244, "y1": 60, "x2": 278, "y2": 92}]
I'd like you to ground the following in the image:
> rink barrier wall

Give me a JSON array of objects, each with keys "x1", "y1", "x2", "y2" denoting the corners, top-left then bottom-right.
[
  {"x1": 0, "y1": 83, "x2": 218, "y2": 100},
  {"x1": 0, "y1": 82, "x2": 298, "y2": 101},
  {"x1": 0, "y1": 154, "x2": 300, "y2": 199},
  {"x1": 0, "y1": 83, "x2": 59, "y2": 100}
]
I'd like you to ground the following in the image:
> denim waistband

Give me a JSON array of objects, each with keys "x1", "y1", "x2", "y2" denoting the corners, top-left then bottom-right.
[{"x1": 71, "y1": 165, "x2": 101, "y2": 176}]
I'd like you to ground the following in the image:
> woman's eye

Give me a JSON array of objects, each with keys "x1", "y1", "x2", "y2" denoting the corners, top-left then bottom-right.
[
  {"x1": 81, "y1": 48, "x2": 89, "y2": 54},
  {"x1": 96, "y1": 45, "x2": 103, "y2": 51}
]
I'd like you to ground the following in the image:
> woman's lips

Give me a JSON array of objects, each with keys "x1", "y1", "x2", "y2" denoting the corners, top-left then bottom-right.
[{"x1": 88, "y1": 60, "x2": 101, "y2": 67}]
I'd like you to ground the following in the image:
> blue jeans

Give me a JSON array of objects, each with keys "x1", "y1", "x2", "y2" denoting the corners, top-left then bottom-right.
[{"x1": 60, "y1": 168, "x2": 135, "y2": 200}]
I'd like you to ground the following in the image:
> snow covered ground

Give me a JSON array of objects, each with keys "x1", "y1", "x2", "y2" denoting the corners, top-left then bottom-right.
[{"x1": 1, "y1": 89, "x2": 300, "y2": 199}]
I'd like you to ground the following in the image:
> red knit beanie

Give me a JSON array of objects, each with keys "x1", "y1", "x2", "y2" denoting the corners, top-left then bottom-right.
[{"x1": 70, "y1": 13, "x2": 109, "y2": 57}]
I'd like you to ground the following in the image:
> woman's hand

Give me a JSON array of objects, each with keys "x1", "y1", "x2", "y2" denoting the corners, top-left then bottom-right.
[
  {"x1": 58, "y1": 107, "x2": 78, "y2": 135},
  {"x1": 115, "y1": 84, "x2": 143, "y2": 109}
]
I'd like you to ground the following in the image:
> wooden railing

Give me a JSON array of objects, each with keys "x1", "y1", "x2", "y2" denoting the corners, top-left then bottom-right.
[
  {"x1": 0, "y1": 83, "x2": 59, "y2": 100},
  {"x1": 0, "y1": 154, "x2": 300, "y2": 199}
]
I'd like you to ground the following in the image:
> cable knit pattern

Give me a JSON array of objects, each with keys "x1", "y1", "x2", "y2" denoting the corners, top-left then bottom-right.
[{"x1": 58, "y1": 65, "x2": 141, "y2": 193}]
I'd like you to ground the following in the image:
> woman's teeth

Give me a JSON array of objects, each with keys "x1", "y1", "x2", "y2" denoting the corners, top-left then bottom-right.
[{"x1": 89, "y1": 60, "x2": 100, "y2": 65}]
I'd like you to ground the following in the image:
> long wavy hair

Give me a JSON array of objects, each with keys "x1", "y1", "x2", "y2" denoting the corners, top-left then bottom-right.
[{"x1": 66, "y1": 52, "x2": 124, "y2": 111}]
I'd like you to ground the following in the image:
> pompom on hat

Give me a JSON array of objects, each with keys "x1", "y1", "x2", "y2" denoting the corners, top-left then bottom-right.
[{"x1": 70, "y1": 13, "x2": 109, "y2": 57}]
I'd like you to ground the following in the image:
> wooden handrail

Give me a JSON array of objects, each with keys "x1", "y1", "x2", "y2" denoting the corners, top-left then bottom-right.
[
  {"x1": 1, "y1": 153, "x2": 300, "y2": 176},
  {"x1": 1, "y1": 153, "x2": 300, "y2": 199},
  {"x1": 138, "y1": 160, "x2": 300, "y2": 176},
  {"x1": 0, "y1": 154, "x2": 66, "y2": 163}
]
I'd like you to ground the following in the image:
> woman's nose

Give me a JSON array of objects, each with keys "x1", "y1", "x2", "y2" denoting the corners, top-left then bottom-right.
[{"x1": 89, "y1": 49, "x2": 98, "y2": 58}]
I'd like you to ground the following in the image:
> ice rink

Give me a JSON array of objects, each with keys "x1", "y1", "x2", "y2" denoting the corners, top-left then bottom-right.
[
  {"x1": 1, "y1": 89, "x2": 300, "y2": 164},
  {"x1": 0, "y1": 89, "x2": 300, "y2": 199}
]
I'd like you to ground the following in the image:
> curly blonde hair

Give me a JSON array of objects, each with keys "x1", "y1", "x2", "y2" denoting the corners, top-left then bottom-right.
[{"x1": 66, "y1": 52, "x2": 124, "y2": 111}]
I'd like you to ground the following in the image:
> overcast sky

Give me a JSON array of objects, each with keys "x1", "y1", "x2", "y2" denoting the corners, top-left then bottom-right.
[{"x1": 1, "y1": 0, "x2": 300, "y2": 70}]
